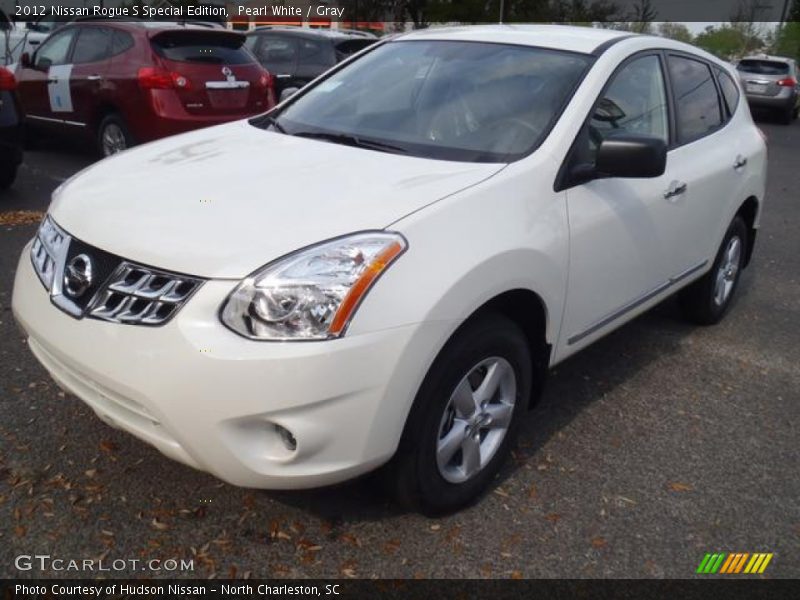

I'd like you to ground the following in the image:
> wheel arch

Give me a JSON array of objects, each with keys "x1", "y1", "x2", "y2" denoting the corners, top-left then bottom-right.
[{"x1": 736, "y1": 195, "x2": 759, "y2": 267}]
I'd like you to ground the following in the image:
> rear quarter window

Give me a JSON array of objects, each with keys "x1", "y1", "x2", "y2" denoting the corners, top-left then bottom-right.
[
  {"x1": 716, "y1": 68, "x2": 740, "y2": 117},
  {"x1": 151, "y1": 32, "x2": 254, "y2": 65}
]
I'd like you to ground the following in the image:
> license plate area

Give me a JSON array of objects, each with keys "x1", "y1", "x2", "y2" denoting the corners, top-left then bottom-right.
[
  {"x1": 205, "y1": 81, "x2": 250, "y2": 90},
  {"x1": 206, "y1": 88, "x2": 249, "y2": 110},
  {"x1": 746, "y1": 82, "x2": 768, "y2": 94}
]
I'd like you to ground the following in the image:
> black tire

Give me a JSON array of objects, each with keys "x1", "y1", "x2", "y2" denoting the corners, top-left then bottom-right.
[
  {"x1": 0, "y1": 162, "x2": 17, "y2": 190},
  {"x1": 679, "y1": 216, "x2": 748, "y2": 325},
  {"x1": 96, "y1": 113, "x2": 134, "y2": 157},
  {"x1": 388, "y1": 313, "x2": 533, "y2": 515}
]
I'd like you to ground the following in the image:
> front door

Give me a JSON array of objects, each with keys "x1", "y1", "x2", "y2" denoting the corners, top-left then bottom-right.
[
  {"x1": 558, "y1": 53, "x2": 679, "y2": 357},
  {"x1": 16, "y1": 27, "x2": 78, "y2": 130}
]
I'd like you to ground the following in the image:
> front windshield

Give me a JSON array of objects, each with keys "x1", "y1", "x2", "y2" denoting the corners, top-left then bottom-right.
[{"x1": 257, "y1": 40, "x2": 591, "y2": 162}]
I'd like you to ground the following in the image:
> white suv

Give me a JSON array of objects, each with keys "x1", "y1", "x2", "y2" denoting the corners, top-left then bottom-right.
[{"x1": 12, "y1": 25, "x2": 767, "y2": 513}]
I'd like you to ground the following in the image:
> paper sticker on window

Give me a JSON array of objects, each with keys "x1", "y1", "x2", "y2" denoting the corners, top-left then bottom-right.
[{"x1": 48, "y1": 64, "x2": 74, "y2": 113}]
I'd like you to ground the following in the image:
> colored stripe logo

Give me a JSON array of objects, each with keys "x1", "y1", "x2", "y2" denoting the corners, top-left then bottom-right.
[{"x1": 696, "y1": 553, "x2": 773, "y2": 574}]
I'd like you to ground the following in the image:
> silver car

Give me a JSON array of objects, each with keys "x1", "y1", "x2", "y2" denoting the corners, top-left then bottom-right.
[{"x1": 736, "y1": 55, "x2": 799, "y2": 124}]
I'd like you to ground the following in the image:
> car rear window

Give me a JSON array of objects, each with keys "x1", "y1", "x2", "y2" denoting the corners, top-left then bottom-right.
[
  {"x1": 151, "y1": 32, "x2": 254, "y2": 65},
  {"x1": 737, "y1": 60, "x2": 790, "y2": 75}
]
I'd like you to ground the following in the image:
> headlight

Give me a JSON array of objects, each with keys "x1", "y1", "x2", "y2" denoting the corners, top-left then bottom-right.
[{"x1": 220, "y1": 232, "x2": 407, "y2": 340}]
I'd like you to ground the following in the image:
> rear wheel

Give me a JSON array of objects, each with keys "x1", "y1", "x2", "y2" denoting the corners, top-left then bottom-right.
[
  {"x1": 679, "y1": 216, "x2": 748, "y2": 325},
  {"x1": 388, "y1": 314, "x2": 533, "y2": 514},
  {"x1": 97, "y1": 113, "x2": 133, "y2": 157}
]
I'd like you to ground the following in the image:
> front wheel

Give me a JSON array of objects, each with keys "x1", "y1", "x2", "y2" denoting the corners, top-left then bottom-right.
[
  {"x1": 97, "y1": 113, "x2": 134, "y2": 157},
  {"x1": 679, "y1": 216, "x2": 748, "y2": 325},
  {"x1": 388, "y1": 314, "x2": 533, "y2": 514}
]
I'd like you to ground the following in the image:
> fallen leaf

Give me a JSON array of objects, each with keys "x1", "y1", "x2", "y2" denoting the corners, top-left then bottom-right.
[
  {"x1": 99, "y1": 440, "x2": 117, "y2": 453},
  {"x1": 151, "y1": 517, "x2": 169, "y2": 531},
  {"x1": 668, "y1": 482, "x2": 693, "y2": 492},
  {"x1": 591, "y1": 537, "x2": 608, "y2": 548},
  {"x1": 511, "y1": 570, "x2": 523, "y2": 579},
  {"x1": 545, "y1": 513, "x2": 561, "y2": 523}
]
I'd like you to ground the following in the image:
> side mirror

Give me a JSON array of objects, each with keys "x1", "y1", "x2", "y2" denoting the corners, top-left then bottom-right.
[
  {"x1": 20, "y1": 52, "x2": 31, "y2": 68},
  {"x1": 595, "y1": 134, "x2": 667, "y2": 179},
  {"x1": 279, "y1": 87, "x2": 299, "y2": 103}
]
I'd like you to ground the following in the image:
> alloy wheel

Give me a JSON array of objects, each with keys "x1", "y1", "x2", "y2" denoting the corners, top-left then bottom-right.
[
  {"x1": 713, "y1": 235, "x2": 742, "y2": 306},
  {"x1": 102, "y1": 124, "x2": 127, "y2": 156},
  {"x1": 436, "y1": 356, "x2": 517, "y2": 484}
]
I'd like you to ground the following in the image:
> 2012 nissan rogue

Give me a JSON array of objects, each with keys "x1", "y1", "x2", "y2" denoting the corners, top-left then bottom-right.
[{"x1": 12, "y1": 25, "x2": 767, "y2": 513}]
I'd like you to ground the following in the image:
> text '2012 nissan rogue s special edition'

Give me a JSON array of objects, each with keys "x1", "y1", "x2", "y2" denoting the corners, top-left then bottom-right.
[{"x1": 12, "y1": 26, "x2": 767, "y2": 514}]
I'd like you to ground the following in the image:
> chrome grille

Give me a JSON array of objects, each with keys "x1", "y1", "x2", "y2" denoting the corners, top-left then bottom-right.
[
  {"x1": 31, "y1": 215, "x2": 204, "y2": 326},
  {"x1": 87, "y1": 263, "x2": 203, "y2": 326}
]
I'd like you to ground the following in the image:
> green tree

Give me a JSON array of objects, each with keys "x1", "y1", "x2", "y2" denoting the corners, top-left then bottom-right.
[
  {"x1": 695, "y1": 25, "x2": 746, "y2": 59},
  {"x1": 657, "y1": 21, "x2": 693, "y2": 43},
  {"x1": 774, "y1": 0, "x2": 800, "y2": 59}
]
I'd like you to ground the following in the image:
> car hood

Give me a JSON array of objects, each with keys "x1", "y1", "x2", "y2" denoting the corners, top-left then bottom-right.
[{"x1": 50, "y1": 120, "x2": 504, "y2": 278}]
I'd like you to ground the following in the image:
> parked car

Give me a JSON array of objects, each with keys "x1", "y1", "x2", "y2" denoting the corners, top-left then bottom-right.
[
  {"x1": 1, "y1": 9, "x2": 52, "y2": 66},
  {"x1": 245, "y1": 26, "x2": 376, "y2": 98},
  {"x1": 12, "y1": 26, "x2": 766, "y2": 513},
  {"x1": 0, "y1": 65, "x2": 23, "y2": 189},
  {"x1": 736, "y1": 55, "x2": 799, "y2": 124},
  {"x1": 15, "y1": 21, "x2": 275, "y2": 156}
]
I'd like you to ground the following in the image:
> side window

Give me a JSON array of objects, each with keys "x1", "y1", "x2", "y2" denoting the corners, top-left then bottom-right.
[
  {"x1": 110, "y1": 30, "x2": 135, "y2": 57},
  {"x1": 667, "y1": 55, "x2": 722, "y2": 143},
  {"x1": 715, "y1": 68, "x2": 740, "y2": 118},
  {"x1": 582, "y1": 54, "x2": 669, "y2": 163},
  {"x1": 298, "y1": 39, "x2": 334, "y2": 70},
  {"x1": 34, "y1": 29, "x2": 77, "y2": 70},
  {"x1": 256, "y1": 36, "x2": 298, "y2": 74},
  {"x1": 72, "y1": 27, "x2": 112, "y2": 64}
]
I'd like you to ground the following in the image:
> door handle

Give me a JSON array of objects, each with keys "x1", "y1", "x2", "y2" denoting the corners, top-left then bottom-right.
[
  {"x1": 663, "y1": 182, "x2": 688, "y2": 200},
  {"x1": 733, "y1": 155, "x2": 748, "y2": 170},
  {"x1": 46, "y1": 78, "x2": 58, "y2": 84},
  {"x1": 86, "y1": 75, "x2": 103, "y2": 81}
]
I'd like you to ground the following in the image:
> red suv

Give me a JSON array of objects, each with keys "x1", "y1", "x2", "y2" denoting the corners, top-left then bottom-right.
[{"x1": 16, "y1": 21, "x2": 276, "y2": 156}]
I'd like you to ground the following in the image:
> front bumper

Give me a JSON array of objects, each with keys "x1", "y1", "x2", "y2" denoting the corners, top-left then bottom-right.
[{"x1": 12, "y1": 243, "x2": 449, "y2": 489}]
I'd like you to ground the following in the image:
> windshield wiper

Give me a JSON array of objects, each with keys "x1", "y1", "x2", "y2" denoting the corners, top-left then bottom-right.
[{"x1": 291, "y1": 131, "x2": 407, "y2": 155}]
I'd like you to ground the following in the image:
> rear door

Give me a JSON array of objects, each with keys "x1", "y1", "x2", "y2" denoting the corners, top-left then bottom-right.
[
  {"x1": 68, "y1": 25, "x2": 113, "y2": 128},
  {"x1": 150, "y1": 29, "x2": 269, "y2": 117},
  {"x1": 663, "y1": 54, "x2": 745, "y2": 272}
]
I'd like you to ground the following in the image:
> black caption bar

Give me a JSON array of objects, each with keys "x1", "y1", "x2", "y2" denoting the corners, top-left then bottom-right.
[
  {"x1": 2, "y1": 579, "x2": 799, "y2": 600},
  {"x1": 6, "y1": 0, "x2": 800, "y2": 24}
]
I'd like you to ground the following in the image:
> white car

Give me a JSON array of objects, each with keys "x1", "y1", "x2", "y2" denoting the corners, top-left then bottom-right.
[
  {"x1": 12, "y1": 25, "x2": 766, "y2": 513},
  {"x1": 1, "y1": 11, "x2": 51, "y2": 66}
]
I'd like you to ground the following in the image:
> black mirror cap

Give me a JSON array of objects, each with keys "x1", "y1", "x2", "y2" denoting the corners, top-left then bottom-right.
[{"x1": 596, "y1": 134, "x2": 667, "y2": 179}]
